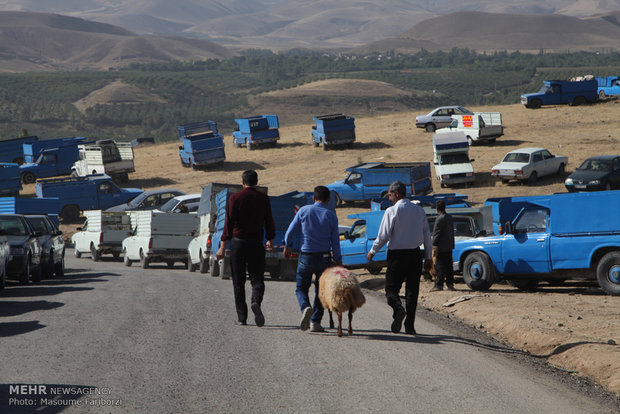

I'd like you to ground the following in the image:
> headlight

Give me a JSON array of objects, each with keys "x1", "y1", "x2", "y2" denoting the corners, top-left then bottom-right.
[
  {"x1": 588, "y1": 180, "x2": 600, "y2": 185},
  {"x1": 441, "y1": 174, "x2": 450, "y2": 179},
  {"x1": 565, "y1": 178, "x2": 573, "y2": 185},
  {"x1": 10, "y1": 247, "x2": 25, "y2": 255},
  {"x1": 466, "y1": 172, "x2": 473, "y2": 177}
]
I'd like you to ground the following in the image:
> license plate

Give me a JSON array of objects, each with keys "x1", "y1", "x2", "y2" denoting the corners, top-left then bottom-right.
[{"x1": 575, "y1": 185, "x2": 586, "y2": 189}]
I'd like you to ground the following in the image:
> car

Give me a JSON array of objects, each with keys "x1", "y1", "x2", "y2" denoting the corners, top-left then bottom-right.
[
  {"x1": 491, "y1": 147, "x2": 567, "y2": 184},
  {"x1": 106, "y1": 188, "x2": 185, "y2": 212},
  {"x1": 0, "y1": 230, "x2": 9, "y2": 289},
  {"x1": 24, "y1": 215, "x2": 65, "y2": 278},
  {"x1": 565, "y1": 155, "x2": 620, "y2": 192},
  {"x1": 415, "y1": 106, "x2": 474, "y2": 132},
  {"x1": 154, "y1": 193, "x2": 201, "y2": 214},
  {"x1": 0, "y1": 214, "x2": 42, "y2": 284}
]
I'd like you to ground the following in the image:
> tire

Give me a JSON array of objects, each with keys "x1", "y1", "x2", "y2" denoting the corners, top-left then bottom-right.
[
  {"x1": 44, "y1": 252, "x2": 54, "y2": 279},
  {"x1": 112, "y1": 251, "x2": 121, "y2": 261},
  {"x1": 188, "y1": 259, "x2": 197, "y2": 272},
  {"x1": 467, "y1": 136, "x2": 474, "y2": 146},
  {"x1": 528, "y1": 171, "x2": 538, "y2": 185},
  {"x1": 507, "y1": 279, "x2": 539, "y2": 291},
  {"x1": 123, "y1": 249, "x2": 132, "y2": 267},
  {"x1": 74, "y1": 248, "x2": 82, "y2": 258},
  {"x1": 366, "y1": 266, "x2": 383, "y2": 275},
  {"x1": 462, "y1": 252, "x2": 495, "y2": 291},
  {"x1": 488, "y1": 138, "x2": 496, "y2": 144},
  {"x1": 21, "y1": 172, "x2": 36, "y2": 184},
  {"x1": 269, "y1": 266, "x2": 281, "y2": 280},
  {"x1": 334, "y1": 193, "x2": 344, "y2": 206},
  {"x1": 557, "y1": 163, "x2": 565, "y2": 176},
  {"x1": 425, "y1": 124, "x2": 436, "y2": 132},
  {"x1": 19, "y1": 258, "x2": 30, "y2": 284},
  {"x1": 233, "y1": 140, "x2": 240, "y2": 148},
  {"x1": 571, "y1": 96, "x2": 586, "y2": 106},
  {"x1": 347, "y1": 142, "x2": 353, "y2": 149},
  {"x1": 501, "y1": 179, "x2": 509, "y2": 184},
  {"x1": 60, "y1": 205, "x2": 80, "y2": 223},
  {"x1": 247, "y1": 141, "x2": 253, "y2": 150},
  {"x1": 0, "y1": 266, "x2": 6, "y2": 289},
  {"x1": 140, "y1": 250, "x2": 149, "y2": 269},
  {"x1": 31, "y1": 261, "x2": 42, "y2": 283},
  {"x1": 528, "y1": 100, "x2": 541, "y2": 109},
  {"x1": 55, "y1": 253, "x2": 65, "y2": 277},
  {"x1": 199, "y1": 252, "x2": 209, "y2": 274},
  {"x1": 599, "y1": 90, "x2": 606, "y2": 99},
  {"x1": 90, "y1": 244, "x2": 100, "y2": 262},
  {"x1": 596, "y1": 251, "x2": 620, "y2": 295},
  {"x1": 312, "y1": 139, "x2": 319, "y2": 148}
]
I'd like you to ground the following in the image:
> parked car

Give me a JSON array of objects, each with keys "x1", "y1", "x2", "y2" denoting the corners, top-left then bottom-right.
[
  {"x1": 106, "y1": 189, "x2": 185, "y2": 212},
  {"x1": 24, "y1": 215, "x2": 65, "y2": 278},
  {"x1": 415, "y1": 106, "x2": 474, "y2": 132},
  {"x1": 0, "y1": 230, "x2": 9, "y2": 289},
  {"x1": 154, "y1": 193, "x2": 201, "y2": 214},
  {"x1": 492, "y1": 148, "x2": 567, "y2": 184},
  {"x1": 565, "y1": 155, "x2": 620, "y2": 192},
  {"x1": 0, "y1": 214, "x2": 42, "y2": 284}
]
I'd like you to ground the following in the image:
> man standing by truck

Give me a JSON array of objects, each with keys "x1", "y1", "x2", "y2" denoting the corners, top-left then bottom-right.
[
  {"x1": 216, "y1": 170, "x2": 275, "y2": 327},
  {"x1": 366, "y1": 181, "x2": 432, "y2": 335},
  {"x1": 283, "y1": 186, "x2": 341, "y2": 333},
  {"x1": 430, "y1": 200, "x2": 455, "y2": 292}
]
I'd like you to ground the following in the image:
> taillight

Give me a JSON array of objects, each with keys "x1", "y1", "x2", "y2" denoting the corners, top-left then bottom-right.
[
  {"x1": 99, "y1": 232, "x2": 103, "y2": 243},
  {"x1": 148, "y1": 238, "x2": 153, "y2": 249},
  {"x1": 514, "y1": 170, "x2": 522, "y2": 174},
  {"x1": 207, "y1": 236, "x2": 211, "y2": 249},
  {"x1": 498, "y1": 225, "x2": 504, "y2": 235}
]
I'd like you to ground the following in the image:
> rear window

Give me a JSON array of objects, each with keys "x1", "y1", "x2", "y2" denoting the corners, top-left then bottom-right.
[{"x1": 0, "y1": 216, "x2": 29, "y2": 236}]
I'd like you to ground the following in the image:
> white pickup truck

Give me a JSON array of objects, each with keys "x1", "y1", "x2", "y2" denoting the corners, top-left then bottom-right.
[
  {"x1": 436, "y1": 112, "x2": 503, "y2": 145},
  {"x1": 122, "y1": 211, "x2": 198, "y2": 269},
  {"x1": 72, "y1": 210, "x2": 132, "y2": 261},
  {"x1": 72, "y1": 140, "x2": 135, "y2": 183}
]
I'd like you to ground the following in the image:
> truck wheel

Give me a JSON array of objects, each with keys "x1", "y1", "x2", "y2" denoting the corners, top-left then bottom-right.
[
  {"x1": 233, "y1": 140, "x2": 240, "y2": 148},
  {"x1": 599, "y1": 90, "x2": 606, "y2": 99},
  {"x1": 21, "y1": 172, "x2": 36, "y2": 184},
  {"x1": 74, "y1": 248, "x2": 82, "y2": 258},
  {"x1": 312, "y1": 139, "x2": 319, "y2": 148},
  {"x1": 123, "y1": 249, "x2": 132, "y2": 267},
  {"x1": 140, "y1": 251, "x2": 149, "y2": 269},
  {"x1": 55, "y1": 253, "x2": 65, "y2": 277},
  {"x1": 425, "y1": 124, "x2": 436, "y2": 132},
  {"x1": 507, "y1": 279, "x2": 539, "y2": 291},
  {"x1": 60, "y1": 205, "x2": 80, "y2": 223},
  {"x1": 188, "y1": 256, "x2": 197, "y2": 272},
  {"x1": 209, "y1": 256, "x2": 219, "y2": 277},
  {"x1": 90, "y1": 244, "x2": 100, "y2": 262},
  {"x1": 571, "y1": 96, "x2": 586, "y2": 106},
  {"x1": 501, "y1": 179, "x2": 509, "y2": 184},
  {"x1": 199, "y1": 252, "x2": 209, "y2": 274},
  {"x1": 557, "y1": 164, "x2": 565, "y2": 176},
  {"x1": 321, "y1": 141, "x2": 328, "y2": 151},
  {"x1": 463, "y1": 252, "x2": 495, "y2": 291},
  {"x1": 269, "y1": 266, "x2": 281, "y2": 280},
  {"x1": 112, "y1": 251, "x2": 121, "y2": 261},
  {"x1": 528, "y1": 172, "x2": 538, "y2": 185},
  {"x1": 19, "y1": 258, "x2": 30, "y2": 284},
  {"x1": 528, "y1": 100, "x2": 541, "y2": 109},
  {"x1": 247, "y1": 141, "x2": 254, "y2": 150},
  {"x1": 488, "y1": 138, "x2": 496, "y2": 144},
  {"x1": 0, "y1": 267, "x2": 5, "y2": 289},
  {"x1": 596, "y1": 251, "x2": 620, "y2": 295},
  {"x1": 467, "y1": 136, "x2": 473, "y2": 146},
  {"x1": 31, "y1": 262, "x2": 42, "y2": 283}
]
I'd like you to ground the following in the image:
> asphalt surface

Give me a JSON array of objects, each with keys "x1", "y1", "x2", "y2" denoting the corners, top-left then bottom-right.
[{"x1": 1, "y1": 250, "x2": 619, "y2": 413}]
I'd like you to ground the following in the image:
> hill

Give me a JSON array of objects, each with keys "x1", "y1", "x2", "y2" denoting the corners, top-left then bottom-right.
[
  {"x1": 0, "y1": 11, "x2": 234, "y2": 72},
  {"x1": 356, "y1": 11, "x2": 620, "y2": 54}
]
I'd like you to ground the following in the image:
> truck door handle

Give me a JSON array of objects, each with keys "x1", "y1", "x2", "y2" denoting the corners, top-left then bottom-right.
[{"x1": 537, "y1": 238, "x2": 545, "y2": 242}]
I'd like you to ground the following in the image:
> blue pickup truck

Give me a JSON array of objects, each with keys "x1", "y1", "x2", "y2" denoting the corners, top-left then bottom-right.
[
  {"x1": 19, "y1": 145, "x2": 81, "y2": 184},
  {"x1": 36, "y1": 174, "x2": 142, "y2": 222},
  {"x1": 521, "y1": 79, "x2": 598, "y2": 109},
  {"x1": 326, "y1": 162, "x2": 432, "y2": 204},
  {"x1": 454, "y1": 191, "x2": 620, "y2": 295},
  {"x1": 178, "y1": 121, "x2": 226, "y2": 169},
  {"x1": 0, "y1": 163, "x2": 23, "y2": 196},
  {"x1": 596, "y1": 76, "x2": 620, "y2": 98},
  {"x1": 312, "y1": 113, "x2": 356, "y2": 150},
  {"x1": 23, "y1": 137, "x2": 85, "y2": 163},
  {"x1": 233, "y1": 115, "x2": 279, "y2": 149},
  {"x1": 0, "y1": 135, "x2": 39, "y2": 164}
]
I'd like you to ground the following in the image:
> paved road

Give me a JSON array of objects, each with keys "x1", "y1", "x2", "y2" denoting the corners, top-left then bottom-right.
[{"x1": 1, "y1": 250, "x2": 618, "y2": 413}]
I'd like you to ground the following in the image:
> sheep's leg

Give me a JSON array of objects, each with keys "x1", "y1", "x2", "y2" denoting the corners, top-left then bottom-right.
[
  {"x1": 337, "y1": 312, "x2": 343, "y2": 337},
  {"x1": 329, "y1": 310, "x2": 334, "y2": 329},
  {"x1": 348, "y1": 307, "x2": 353, "y2": 336}
]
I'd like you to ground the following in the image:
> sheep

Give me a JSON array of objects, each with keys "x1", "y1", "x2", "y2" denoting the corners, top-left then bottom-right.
[{"x1": 318, "y1": 266, "x2": 366, "y2": 337}]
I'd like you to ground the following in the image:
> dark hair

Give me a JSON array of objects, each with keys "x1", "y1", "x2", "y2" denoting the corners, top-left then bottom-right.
[
  {"x1": 436, "y1": 199, "x2": 446, "y2": 213},
  {"x1": 388, "y1": 181, "x2": 406, "y2": 197},
  {"x1": 314, "y1": 185, "x2": 330, "y2": 202},
  {"x1": 242, "y1": 170, "x2": 258, "y2": 186}
]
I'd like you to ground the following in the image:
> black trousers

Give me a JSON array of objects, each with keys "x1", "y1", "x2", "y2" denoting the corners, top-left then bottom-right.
[
  {"x1": 230, "y1": 238, "x2": 265, "y2": 323},
  {"x1": 435, "y1": 251, "x2": 454, "y2": 287},
  {"x1": 385, "y1": 248, "x2": 422, "y2": 332}
]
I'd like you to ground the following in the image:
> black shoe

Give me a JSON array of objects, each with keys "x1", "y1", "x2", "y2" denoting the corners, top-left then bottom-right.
[
  {"x1": 251, "y1": 303, "x2": 265, "y2": 327},
  {"x1": 405, "y1": 329, "x2": 417, "y2": 335},
  {"x1": 391, "y1": 309, "x2": 406, "y2": 333},
  {"x1": 234, "y1": 320, "x2": 247, "y2": 326}
]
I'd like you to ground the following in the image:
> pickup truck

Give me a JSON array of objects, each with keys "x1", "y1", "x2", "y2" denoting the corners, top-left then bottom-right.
[
  {"x1": 72, "y1": 210, "x2": 132, "y2": 261},
  {"x1": 19, "y1": 145, "x2": 81, "y2": 184},
  {"x1": 71, "y1": 140, "x2": 135, "y2": 183},
  {"x1": 435, "y1": 112, "x2": 503, "y2": 145},
  {"x1": 122, "y1": 211, "x2": 198, "y2": 268},
  {"x1": 492, "y1": 147, "x2": 567, "y2": 184},
  {"x1": 521, "y1": 79, "x2": 598, "y2": 109},
  {"x1": 233, "y1": 115, "x2": 279, "y2": 149},
  {"x1": 326, "y1": 162, "x2": 432, "y2": 204},
  {"x1": 0, "y1": 163, "x2": 22, "y2": 196},
  {"x1": 312, "y1": 113, "x2": 356, "y2": 150},
  {"x1": 595, "y1": 76, "x2": 620, "y2": 98},
  {"x1": 433, "y1": 131, "x2": 475, "y2": 188},
  {"x1": 178, "y1": 121, "x2": 226, "y2": 169},
  {"x1": 23, "y1": 137, "x2": 85, "y2": 163},
  {"x1": 36, "y1": 174, "x2": 143, "y2": 222},
  {"x1": 454, "y1": 191, "x2": 620, "y2": 295},
  {"x1": 0, "y1": 135, "x2": 38, "y2": 164}
]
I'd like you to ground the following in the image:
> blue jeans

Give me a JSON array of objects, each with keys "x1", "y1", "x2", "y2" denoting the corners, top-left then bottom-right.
[{"x1": 295, "y1": 253, "x2": 331, "y2": 323}]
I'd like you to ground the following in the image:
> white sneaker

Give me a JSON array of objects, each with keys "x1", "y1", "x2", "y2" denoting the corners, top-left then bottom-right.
[
  {"x1": 300, "y1": 307, "x2": 312, "y2": 331},
  {"x1": 310, "y1": 322, "x2": 325, "y2": 333}
]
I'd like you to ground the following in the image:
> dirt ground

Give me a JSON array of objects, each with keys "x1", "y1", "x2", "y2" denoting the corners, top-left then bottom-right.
[{"x1": 25, "y1": 97, "x2": 620, "y2": 396}]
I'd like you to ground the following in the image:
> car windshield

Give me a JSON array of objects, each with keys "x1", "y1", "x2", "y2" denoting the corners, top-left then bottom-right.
[
  {"x1": 503, "y1": 152, "x2": 530, "y2": 163},
  {"x1": 456, "y1": 107, "x2": 474, "y2": 115},
  {"x1": 128, "y1": 192, "x2": 148, "y2": 207},
  {"x1": 440, "y1": 153, "x2": 470, "y2": 165},
  {"x1": 26, "y1": 217, "x2": 49, "y2": 235},
  {"x1": 0, "y1": 216, "x2": 29, "y2": 236},
  {"x1": 159, "y1": 198, "x2": 179, "y2": 213},
  {"x1": 577, "y1": 159, "x2": 611, "y2": 172}
]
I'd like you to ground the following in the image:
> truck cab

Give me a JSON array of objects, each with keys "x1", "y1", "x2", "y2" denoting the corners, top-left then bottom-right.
[
  {"x1": 19, "y1": 145, "x2": 80, "y2": 184},
  {"x1": 521, "y1": 79, "x2": 598, "y2": 109},
  {"x1": 432, "y1": 131, "x2": 475, "y2": 188}
]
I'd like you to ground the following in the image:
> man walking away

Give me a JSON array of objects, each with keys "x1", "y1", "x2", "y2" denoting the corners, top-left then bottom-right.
[
  {"x1": 216, "y1": 170, "x2": 275, "y2": 327},
  {"x1": 284, "y1": 186, "x2": 341, "y2": 333},
  {"x1": 366, "y1": 181, "x2": 432, "y2": 335},
  {"x1": 430, "y1": 200, "x2": 455, "y2": 291}
]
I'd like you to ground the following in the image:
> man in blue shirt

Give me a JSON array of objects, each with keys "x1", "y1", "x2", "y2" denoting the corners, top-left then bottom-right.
[{"x1": 284, "y1": 186, "x2": 341, "y2": 333}]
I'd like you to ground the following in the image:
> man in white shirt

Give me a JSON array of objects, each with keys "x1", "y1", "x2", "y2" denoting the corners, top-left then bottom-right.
[{"x1": 366, "y1": 181, "x2": 432, "y2": 334}]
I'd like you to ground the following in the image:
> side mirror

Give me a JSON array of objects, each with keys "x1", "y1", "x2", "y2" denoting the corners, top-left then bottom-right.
[
  {"x1": 343, "y1": 231, "x2": 350, "y2": 239},
  {"x1": 76, "y1": 227, "x2": 82, "y2": 231},
  {"x1": 504, "y1": 221, "x2": 514, "y2": 235}
]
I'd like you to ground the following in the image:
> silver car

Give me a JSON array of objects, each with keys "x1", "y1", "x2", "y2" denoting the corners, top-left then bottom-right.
[{"x1": 415, "y1": 106, "x2": 473, "y2": 132}]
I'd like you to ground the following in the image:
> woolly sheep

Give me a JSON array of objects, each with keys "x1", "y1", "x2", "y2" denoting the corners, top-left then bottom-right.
[{"x1": 318, "y1": 266, "x2": 366, "y2": 337}]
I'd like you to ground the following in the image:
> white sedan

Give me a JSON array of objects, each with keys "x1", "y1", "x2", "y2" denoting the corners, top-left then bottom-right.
[{"x1": 492, "y1": 147, "x2": 567, "y2": 184}]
